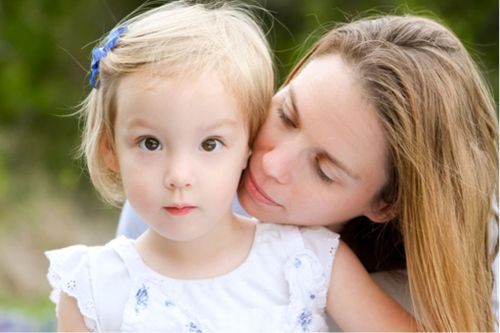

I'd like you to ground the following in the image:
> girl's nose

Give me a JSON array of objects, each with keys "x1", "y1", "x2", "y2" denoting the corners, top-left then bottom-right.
[
  {"x1": 167, "y1": 177, "x2": 192, "y2": 189},
  {"x1": 164, "y1": 156, "x2": 194, "y2": 190},
  {"x1": 261, "y1": 139, "x2": 297, "y2": 184}
]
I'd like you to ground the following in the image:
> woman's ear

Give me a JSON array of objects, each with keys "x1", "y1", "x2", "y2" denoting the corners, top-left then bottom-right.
[
  {"x1": 101, "y1": 135, "x2": 119, "y2": 173},
  {"x1": 364, "y1": 200, "x2": 397, "y2": 223}
]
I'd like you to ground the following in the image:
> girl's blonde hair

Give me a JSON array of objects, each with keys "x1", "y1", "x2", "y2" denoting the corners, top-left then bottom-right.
[
  {"x1": 289, "y1": 15, "x2": 498, "y2": 331},
  {"x1": 80, "y1": 1, "x2": 274, "y2": 204}
]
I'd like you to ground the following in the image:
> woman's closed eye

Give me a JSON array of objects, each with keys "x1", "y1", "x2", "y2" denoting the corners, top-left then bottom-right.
[
  {"x1": 138, "y1": 136, "x2": 162, "y2": 151},
  {"x1": 315, "y1": 156, "x2": 335, "y2": 184},
  {"x1": 277, "y1": 108, "x2": 297, "y2": 129},
  {"x1": 200, "y1": 138, "x2": 225, "y2": 152}
]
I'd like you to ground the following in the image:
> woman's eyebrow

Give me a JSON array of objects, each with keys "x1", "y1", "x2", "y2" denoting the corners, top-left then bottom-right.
[
  {"x1": 289, "y1": 83, "x2": 358, "y2": 180},
  {"x1": 287, "y1": 84, "x2": 301, "y2": 127}
]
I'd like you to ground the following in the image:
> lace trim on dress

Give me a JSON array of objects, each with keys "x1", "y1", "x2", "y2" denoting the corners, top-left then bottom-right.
[
  {"x1": 45, "y1": 246, "x2": 98, "y2": 332},
  {"x1": 283, "y1": 249, "x2": 329, "y2": 331},
  {"x1": 281, "y1": 226, "x2": 340, "y2": 332}
]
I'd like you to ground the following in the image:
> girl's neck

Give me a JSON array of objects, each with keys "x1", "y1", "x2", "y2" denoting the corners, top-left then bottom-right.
[{"x1": 135, "y1": 213, "x2": 256, "y2": 279}]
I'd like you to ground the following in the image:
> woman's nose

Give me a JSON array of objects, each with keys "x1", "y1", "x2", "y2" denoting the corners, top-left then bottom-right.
[
  {"x1": 261, "y1": 139, "x2": 298, "y2": 184},
  {"x1": 164, "y1": 156, "x2": 194, "y2": 190}
]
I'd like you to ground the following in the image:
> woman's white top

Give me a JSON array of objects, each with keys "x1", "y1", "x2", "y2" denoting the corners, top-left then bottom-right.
[{"x1": 46, "y1": 223, "x2": 340, "y2": 332}]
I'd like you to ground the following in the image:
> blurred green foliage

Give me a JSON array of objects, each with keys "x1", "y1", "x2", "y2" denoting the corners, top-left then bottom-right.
[{"x1": 0, "y1": 0, "x2": 497, "y2": 201}]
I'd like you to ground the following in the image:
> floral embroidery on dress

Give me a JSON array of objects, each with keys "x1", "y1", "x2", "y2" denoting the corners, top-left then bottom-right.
[
  {"x1": 164, "y1": 300, "x2": 175, "y2": 307},
  {"x1": 135, "y1": 284, "x2": 149, "y2": 313},
  {"x1": 297, "y1": 308, "x2": 313, "y2": 331},
  {"x1": 45, "y1": 226, "x2": 336, "y2": 331},
  {"x1": 186, "y1": 321, "x2": 203, "y2": 333},
  {"x1": 287, "y1": 254, "x2": 327, "y2": 332},
  {"x1": 294, "y1": 257, "x2": 302, "y2": 268},
  {"x1": 66, "y1": 279, "x2": 77, "y2": 291}
]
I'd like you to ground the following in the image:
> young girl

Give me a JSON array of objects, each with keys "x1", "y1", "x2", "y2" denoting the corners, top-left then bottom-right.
[
  {"x1": 117, "y1": 9, "x2": 499, "y2": 332},
  {"x1": 45, "y1": 1, "x2": 417, "y2": 332}
]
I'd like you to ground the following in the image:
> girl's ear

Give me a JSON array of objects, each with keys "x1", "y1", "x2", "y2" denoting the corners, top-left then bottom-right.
[
  {"x1": 364, "y1": 200, "x2": 397, "y2": 223},
  {"x1": 101, "y1": 135, "x2": 119, "y2": 173}
]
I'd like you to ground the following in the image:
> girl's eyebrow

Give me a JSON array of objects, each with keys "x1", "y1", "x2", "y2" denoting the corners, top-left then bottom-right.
[
  {"x1": 126, "y1": 118, "x2": 238, "y2": 131},
  {"x1": 126, "y1": 118, "x2": 153, "y2": 129},
  {"x1": 202, "y1": 118, "x2": 239, "y2": 131}
]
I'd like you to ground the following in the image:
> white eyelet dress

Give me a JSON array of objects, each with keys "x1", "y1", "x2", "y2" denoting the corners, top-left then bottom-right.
[{"x1": 46, "y1": 223, "x2": 340, "y2": 332}]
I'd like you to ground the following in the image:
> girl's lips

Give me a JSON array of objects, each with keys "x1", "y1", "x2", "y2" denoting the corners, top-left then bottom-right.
[
  {"x1": 244, "y1": 170, "x2": 280, "y2": 206},
  {"x1": 164, "y1": 206, "x2": 195, "y2": 216}
]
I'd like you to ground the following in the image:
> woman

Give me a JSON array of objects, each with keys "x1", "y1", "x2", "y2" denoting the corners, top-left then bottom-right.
[{"x1": 117, "y1": 15, "x2": 498, "y2": 331}]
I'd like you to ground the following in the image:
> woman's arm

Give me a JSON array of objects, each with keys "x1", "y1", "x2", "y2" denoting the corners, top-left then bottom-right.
[
  {"x1": 57, "y1": 292, "x2": 90, "y2": 332},
  {"x1": 116, "y1": 201, "x2": 148, "y2": 238},
  {"x1": 327, "y1": 240, "x2": 419, "y2": 331}
]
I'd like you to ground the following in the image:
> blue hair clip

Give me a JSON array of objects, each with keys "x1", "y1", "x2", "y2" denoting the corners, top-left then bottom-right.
[{"x1": 89, "y1": 26, "x2": 127, "y2": 88}]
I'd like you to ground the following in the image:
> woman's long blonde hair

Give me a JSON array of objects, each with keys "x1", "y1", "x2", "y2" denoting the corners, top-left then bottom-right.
[{"x1": 289, "y1": 15, "x2": 498, "y2": 331}]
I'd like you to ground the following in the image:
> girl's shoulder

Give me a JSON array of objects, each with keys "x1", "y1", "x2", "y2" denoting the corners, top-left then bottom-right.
[
  {"x1": 257, "y1": 222, "x2": 340, "y2": 261},
  {"x1": 255, "y1": 222, "x2": 340, "y2": 286},
  {"x1": 45, "y1": 236, "x2": 130, "y2": 266},
  {"x1": 45, "y1": 237, "x2": 134, "y2": 290},
  {"x1": 45, "y1": 237, "x2": 135, "y2": 331}
]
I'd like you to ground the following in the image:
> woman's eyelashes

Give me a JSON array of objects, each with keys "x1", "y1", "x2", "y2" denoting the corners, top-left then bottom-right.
[
  {"x1": 314, "y1": 156, "x2": 335, "y2": 184},
  {"x1": 316, "y1": 165, "x2": 334, "y2": 184},
  {"x1": 277, "y1": 107, "x2": 297, "y2": 129}
]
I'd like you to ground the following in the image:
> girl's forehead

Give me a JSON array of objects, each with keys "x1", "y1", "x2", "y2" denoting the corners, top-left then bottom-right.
[
  {"x1": 116, "y1": 70, "x2": 242, "y2": 117},
  {"x1": 115, "y1": 67, "x2": 253, "y2": 130}
]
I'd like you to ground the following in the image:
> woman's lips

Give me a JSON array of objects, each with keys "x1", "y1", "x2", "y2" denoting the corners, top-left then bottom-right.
[
  {"x1": 244, "y1": 170, "x2": 280, "y2": 206},
  {"x1": 164, "y1": 206, "x2": 195, "y2": 216}
]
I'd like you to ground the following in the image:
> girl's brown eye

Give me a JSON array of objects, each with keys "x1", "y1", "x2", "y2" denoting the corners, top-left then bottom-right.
[
  {"x1": 139, "y1": 137, "x2": 162, "y2": 151},
  {"x1": 201, "y1": 138, "x2": 223, "y2": 152}
]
